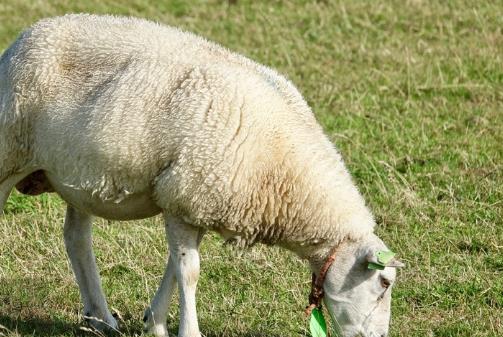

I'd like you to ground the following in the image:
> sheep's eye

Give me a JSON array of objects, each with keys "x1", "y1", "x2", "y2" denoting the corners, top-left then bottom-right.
[{"x1": 380, "y1": 276, "x2": 391, "y2": 289}]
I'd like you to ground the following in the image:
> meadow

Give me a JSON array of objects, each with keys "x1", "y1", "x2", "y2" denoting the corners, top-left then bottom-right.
[{"x1": 0, "y1": 1, "x2": 502, "y2": 336}]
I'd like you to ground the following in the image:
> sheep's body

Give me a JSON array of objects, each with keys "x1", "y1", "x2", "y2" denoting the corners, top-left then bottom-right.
[
  {"x1": 0, "y1": 14, "x2": 373, "y2": 250},
  {"x1": 0, "y1": 15, "x2": 395, "y2": 337}
]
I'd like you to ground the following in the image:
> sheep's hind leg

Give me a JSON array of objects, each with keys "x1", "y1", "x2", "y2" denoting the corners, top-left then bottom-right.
[
  {"x1": 0, "y1": 179, "x2": 13, "y2": 213},
  {"x1": 0, "y1": 172, "x2": 34, "y2": 213},
  {"x1": 63, "y1": 205, "x2": 118, "y2": 332},
  {"x1": 145, "y1": 215, "x2": 205, "y2": 337}
]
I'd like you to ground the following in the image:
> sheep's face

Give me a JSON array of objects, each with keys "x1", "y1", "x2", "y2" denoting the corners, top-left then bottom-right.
[{"x1": 320, "y1": 234, "x2": 403, "y2": 337}]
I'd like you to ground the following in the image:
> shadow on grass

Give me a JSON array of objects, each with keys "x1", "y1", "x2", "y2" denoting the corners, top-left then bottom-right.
[
  {"x1": 0, "y1": 314, "x2": 154, "y2": 336},
  {"x1": 0, "y1": 315, "x2": 83, "y2": 336},
  {"x1": 202, "y1": 333, "x2": 295, "y2": 337},
  {"x1": 173, "y1": 325, "x2": 303, "y2": 337},
  {"x1": 0, "y1": 316, "x2": 293, "y2": 337}
]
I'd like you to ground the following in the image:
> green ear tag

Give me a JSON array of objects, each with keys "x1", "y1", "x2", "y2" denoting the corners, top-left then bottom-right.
[
  {"x1": 367, "y1": 262, "x2": 385, "y2": 270},
  {"x1": 377, "y1": 251, "x2": 395, "y2": 265},
  {"x1": 310, "y1": 308, "x2": 328, "y2": 337},
  {"x1": 368, "y1": 250, "x2": 395, "y2": 270}
]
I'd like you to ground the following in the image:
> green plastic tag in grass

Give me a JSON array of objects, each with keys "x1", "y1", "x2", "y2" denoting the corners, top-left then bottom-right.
[
  {"x1": 368, "y1": 250, "x2": 395, "y2": 270},
  {"x1": 310, "y1": 307, "x2": 328, "y2": 337}
]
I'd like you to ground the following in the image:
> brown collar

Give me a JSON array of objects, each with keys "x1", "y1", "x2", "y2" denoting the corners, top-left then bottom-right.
[{"x1": 305, "y1": 247, "x2": 338, "y2": 316}]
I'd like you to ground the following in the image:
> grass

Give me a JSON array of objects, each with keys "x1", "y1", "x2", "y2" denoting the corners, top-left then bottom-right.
[{"x1": 0, "y1": 0, "x2": 502, "y2": 336}]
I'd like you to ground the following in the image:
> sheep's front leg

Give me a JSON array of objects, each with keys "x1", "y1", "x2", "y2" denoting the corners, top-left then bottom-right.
[
  {"x1": 144, "y1": 220, "x2": 205, "y2": 337},
  {"x1": 160, "y1": 216, "x2": 204, "y2": 337},
  {"x1": 63, "y1": 205, "x2": 118, "y2": 332},
  {"x1": 143, "y1": 254, "x2": 177, "y2": 336}
]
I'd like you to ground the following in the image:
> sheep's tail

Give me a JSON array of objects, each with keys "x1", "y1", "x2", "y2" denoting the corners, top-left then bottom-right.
[
  {"x1": 0, "y1": 46, "x2": 32, "y2": 214},
  {"x1": 0, "y1": 59, "x2": 9, "y2": 213},
  {"x1": 0, "y1": 71, "x2": 12, "y2": 214},
  {"x1": 0, "y1": 61, "x2": 27, "y2": 214},
  {"x1": 0, "y1": 123, "x2": 31, "y2": 214}
]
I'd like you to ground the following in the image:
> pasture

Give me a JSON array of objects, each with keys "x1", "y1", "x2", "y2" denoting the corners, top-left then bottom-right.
[{"x1": 0, "y1": 1, "x2": 501, "y2": 336}]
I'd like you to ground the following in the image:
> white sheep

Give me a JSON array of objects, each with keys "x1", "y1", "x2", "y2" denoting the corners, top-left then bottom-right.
[{"x1": 0, "y1": 14, "x2": 403, "y2": 337}]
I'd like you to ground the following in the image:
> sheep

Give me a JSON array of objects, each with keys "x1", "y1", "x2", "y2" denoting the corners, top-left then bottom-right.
[{"x1": 0, "y1": 14, "x2": 404, "y2": 337}]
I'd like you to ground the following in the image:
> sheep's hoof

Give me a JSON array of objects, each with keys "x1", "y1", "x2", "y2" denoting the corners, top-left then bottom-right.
[
  {"x1": 83, "y1": 311, "x2": 120, "y2": 334},
  {"x1": 143, "y1": 323, "x2": 169, "y2": 337},
  {"x1": 143, "y1": 308, "x2": 169, "y2": 337}
]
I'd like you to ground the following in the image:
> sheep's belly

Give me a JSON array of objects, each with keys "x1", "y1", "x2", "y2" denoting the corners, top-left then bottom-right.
[{"x1": 47, "y1": 176, "x2": 162, "y2": 221}]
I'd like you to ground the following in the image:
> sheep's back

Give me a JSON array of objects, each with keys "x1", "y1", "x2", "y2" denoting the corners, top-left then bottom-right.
[{"x1": 0, "y1": 14, "x2": 375, "y2": 245}]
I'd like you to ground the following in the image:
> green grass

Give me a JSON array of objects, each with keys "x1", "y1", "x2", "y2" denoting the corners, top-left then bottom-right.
[{"x1": 0, "y1": 1, "x2": 502, "y2": 336}]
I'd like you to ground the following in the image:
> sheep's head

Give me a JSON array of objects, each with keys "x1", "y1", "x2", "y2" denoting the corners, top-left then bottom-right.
[{"x1": 313, "y1": 234, "x2": 404, "y2": 337}]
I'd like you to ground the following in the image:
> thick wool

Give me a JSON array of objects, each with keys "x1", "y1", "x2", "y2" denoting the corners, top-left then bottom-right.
[{"x1": 0, "y1": 14, "x2": 374, "y2": 256}]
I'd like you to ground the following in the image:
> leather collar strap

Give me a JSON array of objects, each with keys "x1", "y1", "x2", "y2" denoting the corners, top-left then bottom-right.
[{"x1": 305, "y1": 248, "x2": 338, "y2": 316}]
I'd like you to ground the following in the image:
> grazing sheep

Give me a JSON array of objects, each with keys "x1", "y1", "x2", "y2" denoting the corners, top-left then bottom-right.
[{"x1": 0, "y1": 14, "x2": 403, "y2": 337}]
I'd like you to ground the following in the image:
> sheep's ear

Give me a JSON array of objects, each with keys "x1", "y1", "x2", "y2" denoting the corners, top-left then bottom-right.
[
  {"x1": 386, "y1": 258, "x2": 405, "y2": 268},
  {"x1": 367, "y1": 250, "x2": 405, "y2": 270}
]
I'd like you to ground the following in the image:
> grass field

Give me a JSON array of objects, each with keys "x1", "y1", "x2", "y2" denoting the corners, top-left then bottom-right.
[{"x1": 0, "y1": 1, "x2": 502, "y2": 336}]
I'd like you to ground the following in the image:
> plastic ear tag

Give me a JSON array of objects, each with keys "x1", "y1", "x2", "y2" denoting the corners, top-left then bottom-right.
[
  {"x1": 377, "y1": 250, "x2": 396, "y2": 264},
  {"x1": 310, "y1": 307, "x2": 328, "y2": 337},
  {"x1": 367, "y1": 262, "x2": 385, "y2": 270},
  {"x1": 368, "y1": 250, "x2": 395, "y2": 270}
]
